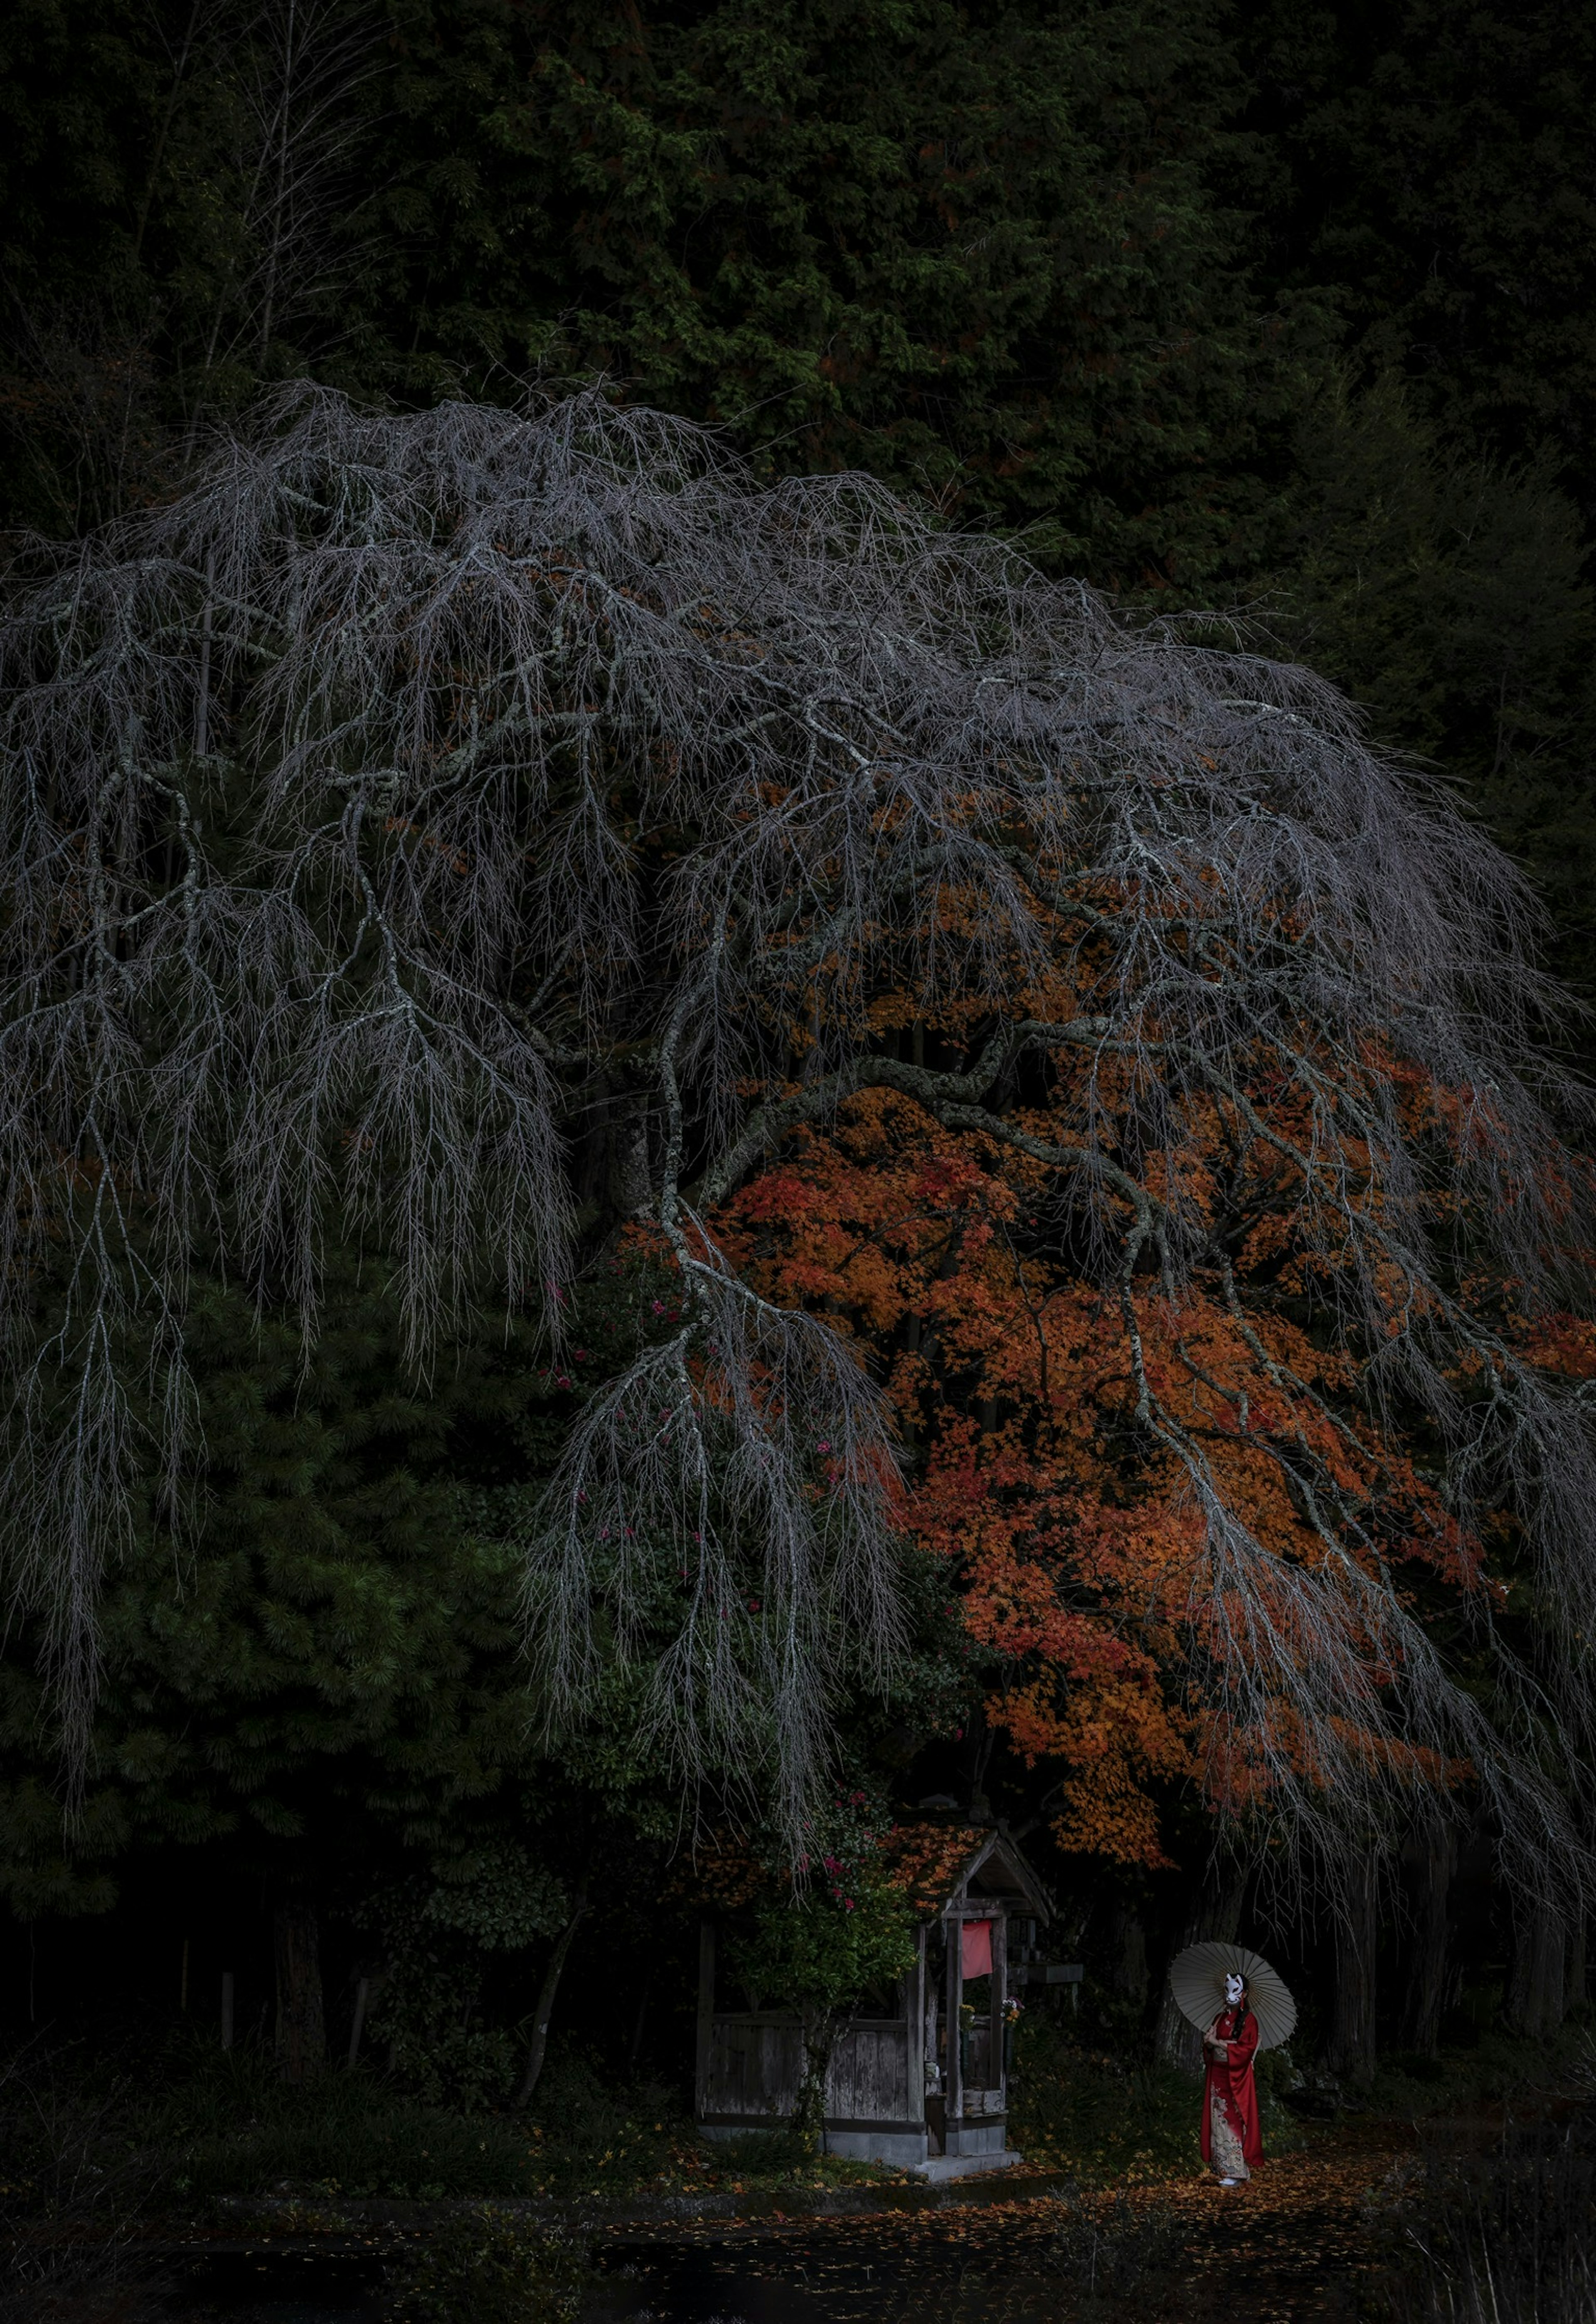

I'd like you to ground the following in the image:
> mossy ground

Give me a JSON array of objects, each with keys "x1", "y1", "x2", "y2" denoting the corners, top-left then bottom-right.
[
  {"x1": 5, "y1": 2025, "x2": 913, "y2": 2219},
  {"x1": 1006, "y1": 2018, "x2": 1314, "y2": 2186},
  {"x1": 7, "y1": 2007, "x2": 1592, "y2": 2230},
  {"x1": 1007, "y1": 2008, "x2": 1596, "y2": 2190}
]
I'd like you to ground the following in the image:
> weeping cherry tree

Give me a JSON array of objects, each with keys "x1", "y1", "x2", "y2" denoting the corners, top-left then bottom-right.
[{"x1": 2, "y1": 385, "x2": 1594, "y2": 1885}]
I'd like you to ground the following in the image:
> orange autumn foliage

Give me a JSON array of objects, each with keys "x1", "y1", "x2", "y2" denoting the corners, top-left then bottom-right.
[{"x1": 717, "y1": 1056, "x2": 1579, "y2": 1867}]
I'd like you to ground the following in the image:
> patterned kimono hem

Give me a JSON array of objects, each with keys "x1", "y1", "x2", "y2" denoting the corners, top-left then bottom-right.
[{"x1": 1208, "y1": 2085, "x2": 1251, "y2": 2181}]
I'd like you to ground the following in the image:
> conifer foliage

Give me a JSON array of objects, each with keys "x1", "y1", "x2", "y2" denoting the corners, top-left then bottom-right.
[{"x1": 3, "y1": 386, "x2": 1594, "y2": 1879}]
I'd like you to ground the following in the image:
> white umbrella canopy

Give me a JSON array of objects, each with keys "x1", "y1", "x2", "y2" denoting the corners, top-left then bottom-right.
[{"x1": 1169, "y1": 1940, "x2": 1297, "y2": 2052}]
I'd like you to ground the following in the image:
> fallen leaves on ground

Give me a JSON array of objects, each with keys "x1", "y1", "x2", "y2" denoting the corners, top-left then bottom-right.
[{"x1": 594, "y1": 2116, "x2": 1443, "y2": 2324}]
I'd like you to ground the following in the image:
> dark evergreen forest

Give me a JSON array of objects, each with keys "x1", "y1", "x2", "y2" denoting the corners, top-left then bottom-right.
[
  {"x1": 7, "y1": 2, "x2": 1595, "y2": 967},
  {"x1": 2, "y1": 0, "x2": 1594, "y2": 2215}
]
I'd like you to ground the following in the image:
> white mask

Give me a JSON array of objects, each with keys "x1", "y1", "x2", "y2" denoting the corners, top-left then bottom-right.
[{"x1": 1224, "y1": 1973, "x2": 1245, "y2": 2007}]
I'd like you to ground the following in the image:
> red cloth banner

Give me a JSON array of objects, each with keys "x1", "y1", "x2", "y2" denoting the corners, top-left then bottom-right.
[{"x1": 960, "y1": 1918, "x2": 993, "y2": 1979}]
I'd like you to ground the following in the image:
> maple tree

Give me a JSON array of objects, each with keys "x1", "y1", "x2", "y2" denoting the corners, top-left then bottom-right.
[
  {"x1": 3, "y1": 385, "x2": 1594, "y2": 1894},
  {"x1": 718, "y1": 1006, "x2": 1596, "y2": 1880}
]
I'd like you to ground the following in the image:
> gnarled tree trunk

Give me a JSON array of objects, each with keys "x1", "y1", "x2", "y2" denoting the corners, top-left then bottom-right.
[
  {"x1": 1505, "y1": 1902, "x2": 1566, "y2": 2038},
  {"x1": 1106, "y1": 1897, "x2": 1150, "y2": 2016},
  {"x1": 513, "y1": 1879, "x2": 589, "y2": 2109},
  {"x1": 792, "y1": 2003, "x2": 840, "y2": 2154},
  {"x1": 1400, "y1": 1818, "x2": 1457, "y2": 2055},
  {"x1": 1326, "y1": 1850, "x2": 1380, "y2": 2088},
  {"x1": 274, "y1": 1895, "x2": 326, "y2": 2083},
  {"x1": 1155, "y1": 1864, "x2": 1246, "y2": 2078}
]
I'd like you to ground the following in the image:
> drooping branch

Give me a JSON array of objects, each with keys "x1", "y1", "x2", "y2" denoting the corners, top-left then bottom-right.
[{"x1": 2, "y1": 382, "x2": 1593, "y2": 1871}]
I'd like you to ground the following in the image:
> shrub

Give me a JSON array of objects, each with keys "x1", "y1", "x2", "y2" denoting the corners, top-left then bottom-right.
[
  {"x1": 1367, "y1": 2114, "x2": 1596, "y2": 2323},
  {"x1": 380, "y1": 2208, "x2": 592, "y2": 2324}
]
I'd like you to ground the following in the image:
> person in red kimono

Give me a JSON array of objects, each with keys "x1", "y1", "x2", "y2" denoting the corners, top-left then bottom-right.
[{"x1": 1201, "y1": 1970, "x2": 1263, "y2": 2184}]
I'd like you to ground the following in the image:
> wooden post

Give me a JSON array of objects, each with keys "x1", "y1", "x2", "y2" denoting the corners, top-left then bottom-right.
[
  {"x1": 695, "y1": 1921, "x2": 716, "y2": 2123},
  {"x1": 347, "y1": 1975, "x2": 370, "y2": 2067},
  {"x1": 911, "y1": 1925, "x2": 927, "y2": 2126},
  {"x1": 944, "y1": 1909, "x2": 963, "y2": 2144},
  {"x1": 220, "y1": 1971, "x2": 234, "y2": 2050},
  {"x1": 991, "y1": 1911, "x2": 1007, "y2": 2110},
  {"x1": 924, "y1": 1935, "x2": 939, "y2": 2097}
]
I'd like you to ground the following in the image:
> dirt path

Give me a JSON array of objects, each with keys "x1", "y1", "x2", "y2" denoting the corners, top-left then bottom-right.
[{"x1": 593, "y1": 2117, "x2": 1434, "y2": 2324}]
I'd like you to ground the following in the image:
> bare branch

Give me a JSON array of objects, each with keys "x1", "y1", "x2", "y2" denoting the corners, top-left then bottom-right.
[{"x1": 3, "y1": 382, "x2": 1593, "y2": 1869}]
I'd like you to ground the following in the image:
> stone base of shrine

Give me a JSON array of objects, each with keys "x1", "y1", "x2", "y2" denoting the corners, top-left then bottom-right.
[{"x1": 909, "y1": 2147, "x2": 1026, "y2": 2183}]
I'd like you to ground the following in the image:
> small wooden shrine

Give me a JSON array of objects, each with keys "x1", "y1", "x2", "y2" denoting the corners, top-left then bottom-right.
[{"x1": 695, "y1": 1821, "x2": 1059, "y2": 2177}]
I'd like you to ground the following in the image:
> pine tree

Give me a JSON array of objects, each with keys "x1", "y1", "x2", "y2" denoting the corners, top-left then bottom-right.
[{"x1": 0, "y1": 1242, "x2": 732, "y2": 1923}]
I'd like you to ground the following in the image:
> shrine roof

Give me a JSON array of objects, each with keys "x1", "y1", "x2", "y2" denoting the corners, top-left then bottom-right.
[
  {"x1": 668, "y1": 1818, "x2": 1049, "y2": 1921},
  {"x1": 882, "y1": 1821, "x2": 994, "y2": 1913}
]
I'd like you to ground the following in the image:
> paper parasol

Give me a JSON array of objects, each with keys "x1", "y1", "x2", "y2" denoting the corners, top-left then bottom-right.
[{"x1": 1168, "y1": 1941, "x2": 1296, "y2": 2052}]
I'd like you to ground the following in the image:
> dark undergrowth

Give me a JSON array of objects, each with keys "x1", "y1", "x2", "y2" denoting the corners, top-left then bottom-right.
[
  {"x1": 1361, "y1": 2007, "x2": 1596, "y2": 2120},
  {"x1": 140, "y1": 2036, "x2": 667, "y2": 2203},
  {"x1": 1364, "y1": 2100, "x2": 1596, "y2": 2323},
  {"x1": 1008, "y1": 2012, "x2": 1316, "y2": 2183},
  {"x1": 379, "y1": 2207, "x2": 594, "y2": 2324},
  {"x1": 1, "y1": 2020, "x2": 908, "y2": 2225},
  {"x1": 1028, "y1": 2188, "x2": 1196, "y2": 2320},
  {"x1": 0, "y1": 2039, "x2": 170, "y2": 2324},
  {"x1": 12, "y1": 2008, "x2": 1589, "y2": 2228}
]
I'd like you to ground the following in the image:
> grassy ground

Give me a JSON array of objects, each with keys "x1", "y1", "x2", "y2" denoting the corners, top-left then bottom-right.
[
  {"x1": 591, "y1": 2095, "x2": 1596, "y2": 2324},
  {"x1": 135, "y1": 2022, "x2": 1315, "y2": 2211},
  {"x1": 5, "y1": 2008, "x2": 1591, "y2": 2228},
  {"x1": 1007, "y1": 2009, "x2": 1596, "y2": 2189},
  {"x1": 1360, "y1": 2012, "x2": 1594, "y2": 2117},
  {"x1": 7, "y1": 2025, "x2": 1596, "y2": 2324},
  {"x1": 1361, "y1": 2100, "x2": 1596, "y2": 2323},
  {"x1": 1007, "y1": 2025, "x2": 1318, "y2": 2186},
  {"x1": 3, "y1": 2025, "x2": 914, "y2": 2220}
]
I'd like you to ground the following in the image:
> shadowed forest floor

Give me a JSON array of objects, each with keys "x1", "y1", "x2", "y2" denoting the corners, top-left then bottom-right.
[
  {"x1": 590, "y1": 2115, "x2": 1444, "y2": 2323},
  {"x1": 10, "y1": 2033, "x2": 1592, "y2": 2324}
]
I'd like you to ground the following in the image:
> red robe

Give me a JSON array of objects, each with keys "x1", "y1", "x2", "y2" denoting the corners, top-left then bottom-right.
[{"x1": 1199, "y1": 2003, "x2": 1263, "y2": 2168}]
